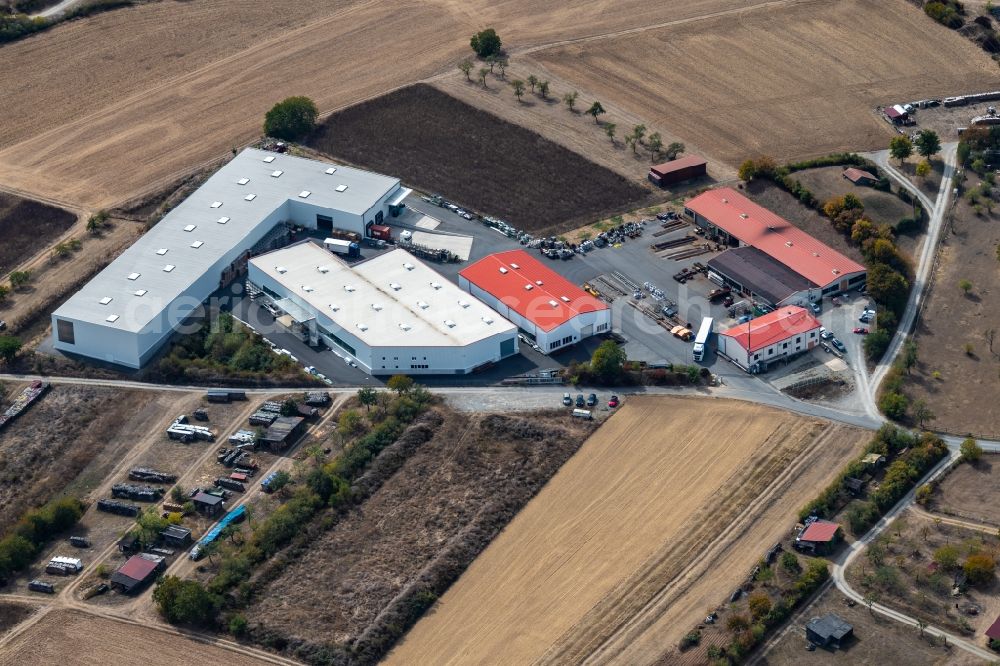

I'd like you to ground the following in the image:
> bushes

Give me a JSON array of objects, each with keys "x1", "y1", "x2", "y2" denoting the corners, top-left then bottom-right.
[
  {"x1": 846, "y1": 500, "x2": 880, "y2": 535},
  {"x1": 153, "y1": 576, "x2": 222, "y2": 626},
  {"x1": 964, "y1": 553, "x2": 996, "y2": 585},
  {"x1": 925, "y1": 1, "x2": 965, "y2": 28},
  {"x1": 878, "y1": 391, "x2": 909, "y2": 420},
  {"x1": 0, "y1": 497, "x2": 84, "y2": 580},
  {"x1": 263, "y1": 96, "x2": 318, "y2": 142},
  {"x1": 863, "y1": 329, "x2": 891, "y2": 362}
]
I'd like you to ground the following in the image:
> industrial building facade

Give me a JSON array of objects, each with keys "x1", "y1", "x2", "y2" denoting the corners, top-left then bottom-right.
[
  {"x1": 458, "y1": 250, "x2": 611, "y2": 353},
  {"x1": 707, "y1": 246, "x2": 819, "y2": 308},
  {"x1": 686, "y1": 188, "x2": 866, "y2": 299},
  {"x1": 51, "y1": 149, "x2": 411, "y2": 368},
  {"x1": 248, "y1": 243, "x2": 518, "y2": 375},
  {"x1": 716, "y1": 306, "x2": 821, "y2": 372}
]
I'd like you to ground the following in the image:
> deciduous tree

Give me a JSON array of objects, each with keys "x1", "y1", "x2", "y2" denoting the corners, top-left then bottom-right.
[
  {"x1": 526, "y1": 74, "x2": 538, "y2": 92},
  {"x1": 470, "y1": 28, "x2": 502, "y2": 58},
  {"x1": 889, "y1": 135, "x2": 913, "y2": 165},
  {"x1": 647, "y1": 132, "x2": 663, "y2": 161},
  {"x1": 604, "y1": 122, "x2": 616, "y2": 144},
  {"x1": 9, "y1": 271, "x2": 30, "y2": 290},
  {"x1": 357, "y1": 386, "x2": 377, "y2": 411},
  {"x1": 478, "y1": 67, "x2": 489, "y2": 88},
  {"x1": 915, "y1": 159, "x2": 931, "y2": 179},
  {"x1": 538, "y1": 80, "x2": 549, "y2": 99},
  {"x1": 563, "y1": 90, "x2": 579, "y2": 111},
  {"x1": 586, "y1": 100, "x2": 605, "y2": 123},
  {"x1": 961, "y1": 437, "x2": 983, "y2": 463},
  {"x1": 263, "y1": 96, "x2": 318, "y2": 142},
  {"x1": 915, "y1": 129, "x2": 941, "y2": 159},
  {"x1": 0, "y1": 336, "x2": 21, "y2": 364},
  {"x1": 590, "y1": 340, "x2": 626, "y2": 383},
  {"x1": 386, "y1": 374, "x2": 414, "y2": 394},
  {"x1": 458, "y1": 59, "x2": 473, "y2": 81},
  {"x1": 511, "y1": 79, "x2": 525, "y2": 102}
]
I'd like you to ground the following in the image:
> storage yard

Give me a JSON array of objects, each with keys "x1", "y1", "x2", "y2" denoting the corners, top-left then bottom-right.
[
  {"x1": 388, "y1": 396, "x2": 870, "y2": 665},
  {"x1": 529, "y1": 0, "x2": 998, "y2": 166},
  {"x1": 244, "y1": 405, "x2": 597, "y2": 661},
  {"x1": 308, "y1": 84, "x2": 651, "y2": 235},
  {"x1": 0, "y1": 609, "x2": 272, "y2": 665}
]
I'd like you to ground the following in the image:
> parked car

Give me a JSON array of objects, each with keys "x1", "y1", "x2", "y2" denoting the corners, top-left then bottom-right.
[
  {"x1": 859, "y1": 312, "x2": 874, "y2": 323},
  {"x1": 562, "y1": 393, "x2": 572, "y2": 406},
  {"x1": 853, "y1": 327, "x2": 869, "y2": 335},
  {"x1": 810, "y1": 302, "x2": 821, "y2": 315},
  {"x1": 586, "y1": 393, "x2": 598, "y2": 407},
  {"x1": 0, "y1": 320, "x2": 6, "y2": 331},
  {"x1": 460, "y1": 212, "x2": 473, "y2": 220},
  {"x1": 454, "y1": 209, "x2": 467, "y2": 216},
  {"x1": 737, "y1": 314, "x2": 752, "y2": 324},
  {"x1": 608, "y1": 395, "x2": 620, "y2": 408},
  {"x1": 575, "y1": 394, "x2": 585, "y2": 408},
  {"x1": 819, "y1": 327, "x2": 833, "y2": 340},
  {"x1": 831, "y1": 337, "x2": 846, "y2": 353}
]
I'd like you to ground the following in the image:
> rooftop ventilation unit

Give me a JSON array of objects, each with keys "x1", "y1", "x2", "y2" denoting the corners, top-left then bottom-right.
[
  {"x1": 271, "y1": 170, "x2": 283, "y2": 178},
  {"x1": 371, "y1": 303, "x2": 383, "y2": 311},
  {"x1": 127, "y1": 272, "x2": 141, "y2": 281},
  {"x1": 329, "y1": 304, "x2": 339, "y2": 312},
  {"x1": 217, "y1": 217, "x2": 229, "y2": 224},
  {"x1": 244, "y1": 194, "x2": 257, "y2": 201},
  {"x1": 389, "y1": 282, "x2": 401, "y2": 291},
  {"x1": 191, "y1": 241, "x2": 204, "y2": 248},
  {"x1": 399, "y1": 323, "x2": 412, "y2": 331},
  {"x1": 482, "y1": 316, "x2": 493, "y2": 324},
  {"x1": 324, "y1": 167, "x2": 336, "y2": 175},
  {"x1": 317, "y1": 266, "x2": 330, "y2": 273},
  {"x1": 134, "y1": 289, "x2": 147, "y2": 297},
  {"x1": 106, "y1": 314, "x2": 120, "y2": 323},
  {"x1": 510, "y1": 263, "x2": 520, "y2": 269},
  {"x1": 336, "y1": 185, "x2": 348, "y2": 192},
  {"x1": 524, "y1": 284, "x2": 533, "y2": 291},
  {"x1": 183, "y1": 224, "x2": 196, "y2": 232},
  {"x1": 535, "y1": 280, "x2": 543, "y2": 286},
  {"x1": 403, "y1": 263, "x2": 414, "y2": 271},
  {"x1": 560, "y1": 296, "x2": 570, "y2": 302},
  {"x1": 344, "y1": 285, "x2": 356, "y2": 292},
  {"x1": 276, "y1": 266, "x2": 288, "y2": 274},
  {"x1": 99, "y1": 297, "x2": 113, "y2": 305},
  {"x1": 299, "y1": 191, "x2": 311, "y2": 198},
  {"x1": 832, "y1": 269, "x2": 841, "y2": 275},
  {"x1": 237, "y1": 178, "x2": 250, "y2": 185},
  {"x1": 499, "y1": 267, "x2": 508, "y2": 274},
  {"x1": 210, "y1": 201, "x2": 222, "y2": 209},
  {"x1": 430, "y1": 282, "x2": 442, "y2": 290},
  {"x1": 357, "y1": 323, "x2": 368, "y2": 331},
  {"x1": 444, "y1": 319, "x2": 456, "y2": 328},
  {"x1": 417, "y1": 300, "x2": 429, "y2": 309},
  {"x1": 548, "y1": 300, "x2": 559, "y2": 308},
  {"x1": 302, "y1": 285, "x2": 314, "y2": 293},
  {"x1": 163, "y1": 264, "x2": 175, "y2": 272},
  {"x1": 156, "y1": 248, "x2": 168, "y2": 255},
  {"x1": 458, "y1": 300, "x2": 470, "y2": 308},
  {"x1": 263, "y1": 156, "x2": 276, "y2": 163},
  {"x1": 739, "y1": 213, "x2": 748, "y2": 219},
  {"x1": 785, "y1": 241, "x2": 793, "y2": 247}
]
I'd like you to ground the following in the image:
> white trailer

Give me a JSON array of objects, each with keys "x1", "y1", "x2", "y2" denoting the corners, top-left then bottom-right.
[{"x1": 692, "y1": 316, "x2": 714, "y2": 362}]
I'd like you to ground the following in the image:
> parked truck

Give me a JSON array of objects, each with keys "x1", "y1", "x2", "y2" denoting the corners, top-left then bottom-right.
[
  {"x1": 692, "y1": 316, "x2": 714, "y2": 362},
  {"x1": 324, "y1": 237, "x2": 361, "y2": 259}
]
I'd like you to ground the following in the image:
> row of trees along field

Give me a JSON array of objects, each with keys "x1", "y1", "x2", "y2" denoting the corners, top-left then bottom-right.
[
  {"x1": 153, "y1": 381, "x2": 434, "y2": 640},
  {"x1": 458, "y1": 28, "x2": 685, "y2": 164}
]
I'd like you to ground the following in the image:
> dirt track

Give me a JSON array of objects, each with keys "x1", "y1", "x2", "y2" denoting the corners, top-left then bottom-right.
[
  {"x1": 386, "y1": 395, "x2": 869, "y2": 666},
  {"x1": 529, "y1": 0, "x2": 999, "y2": 166}
]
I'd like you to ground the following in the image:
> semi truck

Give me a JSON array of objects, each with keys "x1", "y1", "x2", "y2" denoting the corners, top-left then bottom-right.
[
  {"x1": 692, "y1": 316, "x2": 714, "y2": 362},
  {"x1": 324, "y1": 237, "x2": 361, "y2": 259}
]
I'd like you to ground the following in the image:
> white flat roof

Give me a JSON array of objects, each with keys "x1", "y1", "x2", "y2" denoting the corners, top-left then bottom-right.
[
  {"x1": 251, "y1": 244, "x2": 515, "y2": 347},
  {"x1": 53, "y1": 149, "x2": 401, "y2": 333}
]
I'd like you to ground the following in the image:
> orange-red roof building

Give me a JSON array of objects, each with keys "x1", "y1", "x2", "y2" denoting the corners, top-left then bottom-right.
[
  {"x1": 717, "y1": 306, "x2": 821, "y2": 371},
  {"x1": 684, "y1": 188, "x2": 866, "y2": 294},
  {"x1": 458, "y1": 250, "x2": 611, "y2": 353}
]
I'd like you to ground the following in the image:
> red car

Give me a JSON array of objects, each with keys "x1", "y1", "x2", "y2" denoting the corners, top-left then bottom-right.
[
  {"x1": 853, "y1": 327, "x2": 869, "y2": 335},
  {"x1": 608, "y1": 395, "x2": 620, "y2": 408}
]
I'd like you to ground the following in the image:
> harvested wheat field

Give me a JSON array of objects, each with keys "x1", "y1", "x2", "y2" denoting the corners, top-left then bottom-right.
[
  {"x1": 0, "y1": 609, "x2": 270, "y2": 665},
  {"x1": 387, "y1": 395, "x2": 870, "y2": 666},
  {"x1": 0, "y1": 0, "x2": 779, "y2": 209},
  {"x1": 530, "y1": 0, "x2": 999, "y2": 166}
]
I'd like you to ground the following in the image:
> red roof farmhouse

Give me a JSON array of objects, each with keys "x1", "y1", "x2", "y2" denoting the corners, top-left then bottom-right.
[{"x1": 716, "y1": 306, "x2": 822, "y2": 372}]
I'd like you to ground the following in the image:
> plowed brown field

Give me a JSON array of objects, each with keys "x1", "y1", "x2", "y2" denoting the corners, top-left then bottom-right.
[
  {"x1": 386, "y1": 395, "x2": 870, "y2": 666},
  {"x1": 529, "y1": 0, "x2": 999, "y2": 166},
  {"x1": 0, "y1": 609, "x2": 270, "y2": 665}
]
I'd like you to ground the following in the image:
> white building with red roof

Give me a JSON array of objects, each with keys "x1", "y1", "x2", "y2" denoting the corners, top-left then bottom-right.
[
  {"x1": 685, "y1": 188, "x2": 866, "y2": 295},
  {"x1": 716, "y1": 306, "x2": 821, "y2": 371},
  {"x1": 458, "y1": 250, "x2": 611, "y2": 353}
]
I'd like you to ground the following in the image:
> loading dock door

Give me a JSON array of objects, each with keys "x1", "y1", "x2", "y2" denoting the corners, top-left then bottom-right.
[{"x1": 316, "y1": 214, "x2": 333, "y2": 233}]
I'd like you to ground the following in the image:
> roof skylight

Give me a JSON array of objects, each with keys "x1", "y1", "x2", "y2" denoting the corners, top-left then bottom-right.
[
  {"x1": 263, "y1": 156, "x2": 275, "y2": 163},
  {"x1": 191, "y1": 241, "x2": 204, "y2": 248},
  {"x1": 244, "y1": 194, "x2": 256, "y2": 201},
  {"x1": 127, "y1": 272, "x2": 141, "y2": 281},
  {"x1": 184, "y1": 224, "x2": 196, "y2": 232},
  {"x1": 217, "y1": 217, "x2": 229, "y2": 224},
  {"x1": 106, "y1": 314, "x2": 120, "y2": 323},
  {"x1": 324, "y1": 167, "x2": 336, "y2": 175},
  {"x1": 237, "y1": 178, "x2": 250, "y2": 185},
  {"x1": 335, "y1": 185, "x2": 348, "y2": 192},
  {"x1": 163, "y1": 264, "x2": 175, "y2": 272},
  {"x1": 211, "y1": 201, "x2": 222, "y2": 208},
  {"x1": 99, "y1": 297, "x2": 113, "y2": 305}
]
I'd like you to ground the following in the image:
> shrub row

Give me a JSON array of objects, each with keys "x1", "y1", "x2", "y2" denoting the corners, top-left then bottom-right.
[
  {"x1": 0, "y1": 1, "x2": 134, "y2": 45},
  {"x1": 798, "y1": 425, "x2": 947, "y2": 531},
  {"x1": 0, "y1": 496, "x2": 84, "y2": 580}
]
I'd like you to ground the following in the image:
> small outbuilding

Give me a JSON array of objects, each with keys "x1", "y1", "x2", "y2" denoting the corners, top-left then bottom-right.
[
  {"x1": 985, "y1": 614, "x2": 1000, "y2": 641},
  {"x1": 160, "y1": 525, "x2": 193, "y2": 547},
  {"x1": 110, "y1": 554, "x2": 165, "y2": 594},
  {"x1": 261, "y1": 416, "x2": 306, "y2": 450},
  {"x1": 806, "y1": 613, "x2": 853, "y2": 648},
  {"x1": 192, "y1": 491, "x2": 225, "y2": 517},
  {"x1": 843, "y1": 168, "x2": 878, "y2": 186},
  {"x1": 796, "y1": 519, "x2": 843, "y2": 555},
  {"x1": 648, "y1": 155, "x2": 708, "y2": 187},
  {"x1": 117, "y1": 533, "x2": 140, "y2": 554}
]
